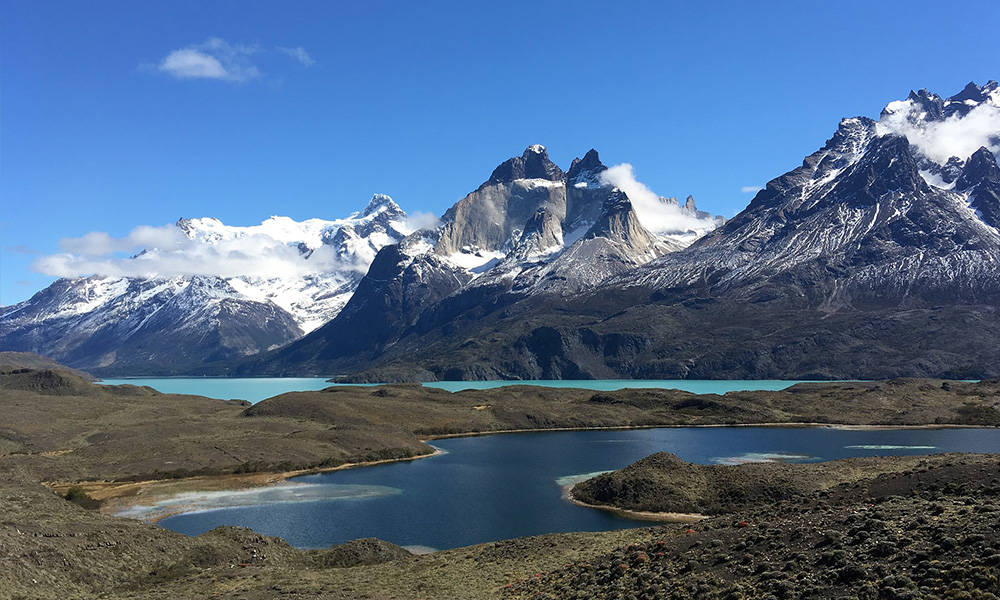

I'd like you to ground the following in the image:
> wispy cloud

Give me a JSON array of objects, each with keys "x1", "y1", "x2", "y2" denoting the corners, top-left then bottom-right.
[
  {"x1": 741, "y1": 186, "x2": 763, "y2": 194},
  {"x1": 4, "y1": 245, "x2": 38, "y2": 255},
  {"x1": 599, "y1": 164, "x2": 718, "y2": 235},
  {"x1": 32, "y1": 207, "x2": 412, "y2": 280},
  {"x1": 153, "y1": 38, "x2": 314, "y2": 83},
  {"x1": 278, "y1": 46, "x2": 315, "y2": 66},
  {"x1": 403, "y1": 211, "x2": 441, "y2": 232}
]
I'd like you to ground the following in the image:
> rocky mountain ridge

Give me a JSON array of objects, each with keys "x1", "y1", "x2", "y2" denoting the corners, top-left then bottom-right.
[
  {"x1": 2, "y1": 146, "x2": 716, "y2": 375},
  {"x1": 8, "y1": 82, "x2": 996, "y2": 380},
  {"x1": 272, "y1": 81, "x2": 1000, "y2": 381},
  {"x1": 237, "y1": 146, "x2": 719, "y2": 376}
]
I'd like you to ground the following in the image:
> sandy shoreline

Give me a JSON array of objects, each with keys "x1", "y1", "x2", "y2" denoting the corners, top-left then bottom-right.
[
  {"x1": 51, "y1": 421, "x2": 992, "y2": 525},
  {"x1": 49, "y1": 448, "x2": 444, "y2": 524}
]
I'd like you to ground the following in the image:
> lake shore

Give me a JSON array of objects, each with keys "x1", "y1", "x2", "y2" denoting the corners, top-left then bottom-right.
[
  {"x1": 4, "y1": 364, "x2": 1000, "y2": 599},
  {"x1": 84, "y1": 421, "x2": 995, "y2": 526},
  {"x1": 59, "y1": 448, "x2": 446, "y2": 524}
]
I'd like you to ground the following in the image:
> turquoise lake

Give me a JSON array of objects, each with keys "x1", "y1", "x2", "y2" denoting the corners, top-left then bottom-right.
[
  {"x1": 98, "y1": 377, "x2": 831, "y2": 404},
  {"x1": 153, "y1": 426, "x2": 1000, "y2": 552}
]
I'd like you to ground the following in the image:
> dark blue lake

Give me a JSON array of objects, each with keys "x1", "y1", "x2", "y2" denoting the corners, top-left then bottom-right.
[{"x1": 156, "y1": 427, "x2": 1000, "y2": 551}]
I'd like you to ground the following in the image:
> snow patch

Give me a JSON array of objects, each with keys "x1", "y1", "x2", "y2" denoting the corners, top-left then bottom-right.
[
  {"x1": 919, "y1": 169, "x2": 957, "y2": 190},
  {"x1": 445, "y1": 249, "x2": 505, "y2": 272},
  {"x1": 515, "y1": 178, "x2": 565, "y2": 189}
]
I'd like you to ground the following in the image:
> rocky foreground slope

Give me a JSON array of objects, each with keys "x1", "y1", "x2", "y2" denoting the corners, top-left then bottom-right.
[
  {"x1": 508, "y1": 454, "x2": 1000, "y2": 600},
  {"x1": 2, "y1": 360, "x2": 1000, "y2": 598}
]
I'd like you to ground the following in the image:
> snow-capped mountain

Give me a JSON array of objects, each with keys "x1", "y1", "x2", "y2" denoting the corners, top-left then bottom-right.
[
  {"x1": 0, "y1": 195, "x2": 414, "y2": 374},
  {"x1": 18, "y1": 77, "x2": 992, "y2": 382},
  {"x1": 175, "y1": 195, "x2": 411, "y2": 332},
  {"x1": 242, "y1": 146, "x2": 722, "y2": 376},
  {"x1": 620, "y1": 81, "x2": 1000, "y2": 306},
  {"x1": 253, "y1": 82, "x2": 1000, "y2": 381}
]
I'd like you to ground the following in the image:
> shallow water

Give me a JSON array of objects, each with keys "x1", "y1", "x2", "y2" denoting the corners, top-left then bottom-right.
[
  {"x1": 157, "y1": 426, "x2": 1000, "y2": 550},
  {"x1": 98, "y1": 377, "x2": 338, "y2": 403}
]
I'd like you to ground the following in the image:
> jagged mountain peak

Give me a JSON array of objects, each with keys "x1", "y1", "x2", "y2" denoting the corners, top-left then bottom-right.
[
  {"x1": 893, "y1": 81, "x2": 999, "y2": 123},
  {"x1": 884, "y1": 80, "x2": 999, "y2": 124},
  {"x1": 567, "y1": 148, "x2": 607, "y2": 185},
  {"x1": 486, "y1": 145, "x2": 565, "y2": 186},
  {"x1": 956, "y1": 147, "x2": 1000, "y2": 190},
  {"x1": 363, "y1": 193, "x2": 402, "y2": 217}
]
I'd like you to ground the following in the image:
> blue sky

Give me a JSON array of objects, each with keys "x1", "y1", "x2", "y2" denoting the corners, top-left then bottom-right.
[{"x1": 2, "y1": 0, "x2": 998, "y2": 305}]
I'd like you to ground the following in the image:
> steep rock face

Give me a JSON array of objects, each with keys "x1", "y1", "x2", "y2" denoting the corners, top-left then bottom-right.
[
  {"x1": 435, "y1": 146, "x2": 568, "y2": 257},
  {"x1": 564, "y1": 148, "x2": 610, "y2": 235},
  {"x1": 520, "y1": 190, "x2": 677, "y2": 295},
  {"x1": 333, "y1": 82, "x2": 1000, "y2": 381},
  {"x1": 507, "y1": 207, "x2": 565, "y2": 261},
  {"x1": 957, "y1": 147, "x2": 1000, "y2": 227},
  {"x1": 247, "y1": 146, "x2": 718, "y2": 377}
]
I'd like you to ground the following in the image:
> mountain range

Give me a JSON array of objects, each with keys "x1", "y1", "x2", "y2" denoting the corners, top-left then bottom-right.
[
  {"x1": 3, "y1": 81, "x2": 999, "y2": 380},
  {"x1": 0, "y1": 196, "x2": 413, "y2": 374}
]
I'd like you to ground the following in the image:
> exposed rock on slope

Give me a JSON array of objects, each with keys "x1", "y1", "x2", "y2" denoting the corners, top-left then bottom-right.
[
  {"x1": 245, "y1": 147, "x2": 718, "y2": 377},
  {"x1": 326, "y1": 82, "x2": 1000, "y2": 381}
]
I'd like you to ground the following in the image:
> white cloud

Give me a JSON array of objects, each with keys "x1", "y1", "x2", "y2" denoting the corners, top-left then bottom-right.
[
  {"x1": 33, "y1": 223, "x2": 361, "y2": 279},
  {"x1": 278, "y1": 46, "x2": 315, "y2": 66},
  {"x1": 154, "y1": 39, "x2": 316, "y2": 83},
  {"x1": 403, "y1": 211, "x2": 441, "y2": 232},
  {"x1": 599, "y1": 164, "x2": 718, "y2": 235},
  {"x1": 878, "y1": 100, "x2": 1000, "y2": 165},
  {"x1": 159, "y1": 49, "x2": 229, "y2": 79},
  {"x1": 155, "y1": 38, "x2": 263, "y2": 82},
  {"x1": 741, "y1": 186, "x2": 763, "y2": 194}
]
